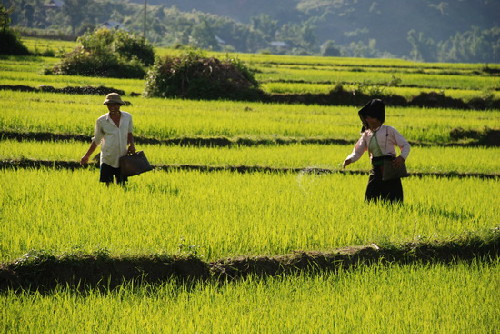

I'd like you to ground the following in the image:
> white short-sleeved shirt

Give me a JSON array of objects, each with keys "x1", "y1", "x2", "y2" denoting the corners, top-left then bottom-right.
[{"x1": 93, "y1": 111, "x2": 133, "y2": 168}]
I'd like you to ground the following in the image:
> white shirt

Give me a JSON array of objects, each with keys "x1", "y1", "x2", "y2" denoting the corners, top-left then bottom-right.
[
  {"x1": 93, "y1": 112, "x2": 133, "y2": 168},
  {"x1": 346, "y1": 125, "x2": 410, "y2": 163}
]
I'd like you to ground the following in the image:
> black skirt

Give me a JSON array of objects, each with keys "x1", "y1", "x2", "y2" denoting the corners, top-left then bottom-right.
[{"x1": 365, "y1": 157, "x2": 404, "y2": 204}]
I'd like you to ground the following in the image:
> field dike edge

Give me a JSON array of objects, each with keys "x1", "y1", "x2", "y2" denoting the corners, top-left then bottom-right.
[
  {"x1": 0, "y1": 158, "x2": 499, "y2": 179},
  {"x1": 0, "y1": 229, "x2": 498, "y2": 292},
  {"x1": 1, "y1": 84, "x2": 499, "y2": 110},
  {"x1": 2, "y1": 130, "x2": 499, "y2": 147}
]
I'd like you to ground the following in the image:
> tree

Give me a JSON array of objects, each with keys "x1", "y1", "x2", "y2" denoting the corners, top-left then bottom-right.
[
  {"x1": 322, "y1": 40, "x2": 340, "y2": 56},
  {"x1": 24, "y1": 4, "x2": 34, "y2": 27},
  {"x1": 407, "y1": 29, "x2": 435, "y2": 62},
  {"x1": 63, "y1": 0, "x2": 100, "y2": 35},
  {"x1": 0, "y1": 5, "x2": 30, "y2": 55},
  {"x1": 190, "y1": 19, "x2": 218, "y2": 50},
  {"x1": 250, "y1": 14, "x2": 278, "y2": 40},
  {"x1": 0, "y1": 5, "x2": 13, "y2": 34}
]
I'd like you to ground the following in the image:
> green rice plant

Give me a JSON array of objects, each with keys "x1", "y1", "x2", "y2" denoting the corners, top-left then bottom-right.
[
  {"x1": 262, "y1": 82, "x2": 332, "y2": 94},
  {"x1": 260, "y1": 82, "x2": 500, "y2": 101},
  {"x1": 0, "y1": 168, "x2": 497, "y2": 263},
  {"x1": 2, "y1": 53, "x2": 498, "y2": 96},
  {"x1": 235, "y1": 52, "x2": 493, "y2": 70},
  {"x1": 21, "y1": 37, "x2": 77, "y2": 55},
  {"x1": 256, "y1": 67, "x2": 500, "y2": 91},
  {"x1": 0, "y1": 70, "x2": 144, "y2": 95},
  {"x1": 0, "y1": 91, "x2": 498, "y2": 145},
  {"x1": 1, "y1": 140, "x2": 499, "y2": 175},
  {"x1": 1, "y1": 260, "x2": 498, "y2": 333}
]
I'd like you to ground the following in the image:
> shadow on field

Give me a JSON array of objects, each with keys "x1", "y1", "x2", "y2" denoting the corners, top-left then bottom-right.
[
  {"x1": 2, "y1": 129, "x2": 500, "y2": 147},
  {"x1": 0, "y1": 229, "x2": 498, "y2": 293},
  {"x1": 2, "y1": 84, "x2": 500, "y2": 110},
  {"x1": 0, "y1": 158, "x2": 499, "y2": 180}
]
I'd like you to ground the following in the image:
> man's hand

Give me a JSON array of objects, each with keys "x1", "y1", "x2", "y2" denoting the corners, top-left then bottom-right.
[
  {"x1": 392, "y1": 156, "x2": 405, "y2": 169},
  {"x1": 127, "y1": 143, "x2": 136, "y2": 155}
]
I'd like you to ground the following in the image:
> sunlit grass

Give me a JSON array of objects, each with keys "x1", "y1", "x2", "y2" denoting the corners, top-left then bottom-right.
[
  {"x1": 0, "y1": 168, "x2": 498, "y2": 263},
  {"x1": 256, "y1": 66, "x2": 500, "y2": 90},
  {"x1": 2, "y1": 260, "x2": 498, "y2": 333},
  {"x1": 1, "y1": 139, "x2": 499, "y2": 175},
  {"x1": 261, "y1": 82, "x2": 500, "y2": 101},
  {"x1": 1, "y1": 91, "x2": 498, "y2": 145}
]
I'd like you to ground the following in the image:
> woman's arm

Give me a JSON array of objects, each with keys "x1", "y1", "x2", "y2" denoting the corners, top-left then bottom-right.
[
  {"x1": 392, "y1": 127, "x2": 410, "y2": 160},
  {"x1": 343, "y1": 135, "x2": 367, "y2": 168}
]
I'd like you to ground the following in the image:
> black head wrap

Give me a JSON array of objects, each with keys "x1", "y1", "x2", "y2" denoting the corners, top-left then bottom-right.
[{"x1": 358, "y1": 99, "x2": 385, "y2": 133}]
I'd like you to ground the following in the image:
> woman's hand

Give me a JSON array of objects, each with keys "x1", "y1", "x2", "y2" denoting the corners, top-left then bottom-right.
[
  {"x1": 80, "y1": 155, "x2": 90, "y2": 165},
  {"x1": 392, "y1": 156, "x2": 405, "y2": 169},
  {"x1": 342, "y1": 159, "x2": 352, "y2": 169}
]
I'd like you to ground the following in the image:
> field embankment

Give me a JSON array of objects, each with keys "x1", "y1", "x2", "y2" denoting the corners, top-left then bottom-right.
[
  {"x1": 1, "y1": 159, "x2": 499, "y2": 180},
  {"x1": 1, "y1": 229, "x2": 498, "y2": 292}
]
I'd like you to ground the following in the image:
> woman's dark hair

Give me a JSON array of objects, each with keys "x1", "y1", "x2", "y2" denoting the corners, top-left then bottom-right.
[{"x1": 358, "y1": 99, "x2": 385, "y2": 133}]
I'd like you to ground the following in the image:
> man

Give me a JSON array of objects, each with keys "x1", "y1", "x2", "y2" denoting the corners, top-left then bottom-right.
[{"x1": 80, "y1": 93, "x2": 135, "y2": 184}]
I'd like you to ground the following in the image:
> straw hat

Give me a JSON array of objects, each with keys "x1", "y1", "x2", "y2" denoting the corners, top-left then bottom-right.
[{"x1": 103, "y1": 93, "x2": 125, "y2": 105}]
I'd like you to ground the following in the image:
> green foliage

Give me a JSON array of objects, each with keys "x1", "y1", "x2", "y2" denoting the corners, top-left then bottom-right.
[
  {"x1": 322, "y1": 40, "x2": 340, "y2": 57},
  {"x1": 77, "y1": 28, "x2": 154, "y2": 66},
  {"x1": 113, "y1": 30, "x2": 155, "y2": 66},
  {"x1": 50, "y1": 45, "x2": 146, "y2": 78},
  {"x1": 50, "y1": 28, "x2": 154, "y2": 78},
  {"x1": 144, "y1": 49, "x2": 263, "y2": 100},
  {"x1": 0, "y1": 29, "x2": 31, "y2": 55}
]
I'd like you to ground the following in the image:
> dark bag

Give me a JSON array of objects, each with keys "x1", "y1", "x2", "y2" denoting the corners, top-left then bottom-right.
[
  {"x1": 382, "y1": 159, "x2": 408, "y2": 181},
  {"x1": 119, "y1": 151, "x2": 153, "y2": 177}
]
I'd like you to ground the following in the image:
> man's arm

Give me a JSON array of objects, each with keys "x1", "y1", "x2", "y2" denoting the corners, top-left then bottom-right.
[
  {"x1": 80, "y1": 141, "x2": 97, "y2": 165},
  {"x1": 127, "y1": 133, "x2": 135, "y2": 154}
]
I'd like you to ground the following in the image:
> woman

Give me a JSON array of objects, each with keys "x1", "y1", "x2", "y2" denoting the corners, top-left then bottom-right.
[{"x1": 343, "y1": 99, "x2": 410, "y2": 203}]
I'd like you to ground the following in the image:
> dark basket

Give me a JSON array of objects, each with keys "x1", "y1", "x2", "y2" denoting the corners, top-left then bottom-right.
[{"x1": 119, "y1": 151, "x2": 153, "y2": 177}]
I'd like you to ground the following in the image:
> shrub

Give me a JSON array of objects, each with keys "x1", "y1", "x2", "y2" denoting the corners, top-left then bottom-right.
[
  {"x1": 51, "y1": 28, "x2": 154, "y2": 78},
  {"x1": 113, "y1": 30, "x2": 155, "y2": 66},
  {"x1": 51, "y1": 45, "x2": 146, "y2": 78},
  {"x1": 144, "y1": 49, "x2": 263, "y2": 101}
]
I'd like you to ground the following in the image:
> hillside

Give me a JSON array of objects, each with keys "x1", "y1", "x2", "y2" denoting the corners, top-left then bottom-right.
[
  {"x1": 133, "y1": 0, "x2": 500, "y2": 61},
  {"x1": 6, "y1": 0, "x2": 500, "y2": 62}
]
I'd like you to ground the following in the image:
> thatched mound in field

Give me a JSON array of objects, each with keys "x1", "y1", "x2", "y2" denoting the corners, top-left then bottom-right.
[{"x1": 144, "y1": 50, "x2": 264, "y2": 101}]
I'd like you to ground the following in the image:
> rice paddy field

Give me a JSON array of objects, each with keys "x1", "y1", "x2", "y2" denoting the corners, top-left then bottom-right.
[{"x1": 1, "y1": 38, "x2": 499, "y2": 333}]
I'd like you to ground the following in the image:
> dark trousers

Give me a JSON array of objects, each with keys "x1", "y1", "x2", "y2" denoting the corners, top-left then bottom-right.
[
  {"x1": 365, "y1": 165, "x2": 404, "y2": 204},
  {"x1": 100, "y1": 163, "x2": 128, "y2": 185}
]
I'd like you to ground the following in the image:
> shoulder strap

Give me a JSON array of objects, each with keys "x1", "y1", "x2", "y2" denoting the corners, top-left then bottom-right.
[{"x1": 385, "y1": 126, "x2": 388, "y2": 152}]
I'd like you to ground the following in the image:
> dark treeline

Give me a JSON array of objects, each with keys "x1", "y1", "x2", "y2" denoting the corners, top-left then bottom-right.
[{"x1": 5, "y1": 0, "x2": 500, "y2": 63}]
